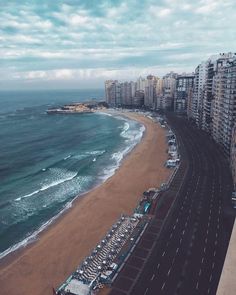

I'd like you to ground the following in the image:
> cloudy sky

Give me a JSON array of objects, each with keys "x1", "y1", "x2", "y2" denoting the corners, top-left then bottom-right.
[{"x1": 0, "y1": 0, "x2": 235, "y2": 89}]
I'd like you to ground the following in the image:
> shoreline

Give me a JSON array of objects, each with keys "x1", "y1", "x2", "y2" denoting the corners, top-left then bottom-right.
[
  {"x1": 0, "y1": 111, "x2": 171, "y2": 295},
  {"x1": 0, "y1": 110, "x2": 145, "y2": 263}
]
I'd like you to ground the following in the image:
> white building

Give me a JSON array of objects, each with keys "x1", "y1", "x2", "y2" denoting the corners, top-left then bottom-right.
[{"x1": 191, "y1": 61, "x2": 207, "y2": 125}]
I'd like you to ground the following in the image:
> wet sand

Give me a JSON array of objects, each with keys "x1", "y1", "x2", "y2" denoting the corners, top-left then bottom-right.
[{"x1": 0, "y1": 112, "x2": 171, "y2": 295}]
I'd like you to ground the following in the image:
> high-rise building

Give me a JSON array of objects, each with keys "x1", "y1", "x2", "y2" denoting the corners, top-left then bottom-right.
[
  {"x1": 133, "y1": 90, "x2": 144, "y2": 107},
  {"x1": 144, "y1": 75, "x2": 157, "y2": 109},
  {"x1": 130, "y1": 81, "x2": 137, "y2": 98},
  {"x1": 174, "y1": 74, "x2": 194, "y2": 113},
  {"x1": 212, "y1": 65, "x2": 225, "y2": 146},
  {"x1": 105, "y1": 80, "x2": 121, "y2": 106},
  {"x1": 191, "y1": 62, "x2": 207, "y2": 125},
  {"x1": 160, "y1": 72, "x2": 177, "y2": 110},
  {"x1": 120, "y1": 82, "x2": 132, "y2": 106},
  {"x1": 136, "y1": 76, "x2": 146, "y2": 91},
  {"x1": 212, "y1": 58, "x2": 236, "y2": 155},
  {"x1": 202, "y1": 53, "x2": 236, "y2": 133}
]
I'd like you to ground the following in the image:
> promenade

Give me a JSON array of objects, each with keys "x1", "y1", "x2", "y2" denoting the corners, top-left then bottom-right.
[{"x1": 217, "y1": 219, "x2": 236, "y2": 295}]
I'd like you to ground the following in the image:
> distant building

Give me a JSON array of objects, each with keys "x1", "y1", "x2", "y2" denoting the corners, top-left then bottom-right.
[
  {"x1": 144, "y1": 75, "x2": 157, "y2": 109},
  {"x1": 191, "y1": 61, "x2": 207, "y2": 125},
  {"x1": 137, "y1": 76, "x2": 146, "y2": 91},
  {"x1": 133, "y1": 90, "x2": 144, "y2": 107},
  {"x1": 120, "y1": 82, "x2": 132, "y2": 106},
  {"x1": 174, "y1": 74, "x2": 194, "y2": 113},
  {"x1": 160, "y1": 72, "x2": 177, "y2": 110},
  {"x1": 105, "y1": 80, "x2": 121, "y2": 106},
  {"x1": 187, "y1": 88, "x2": 194, "y2": 120},
  {"x1": 105, "y1": 80, "x2": 141, "y2": 107}
]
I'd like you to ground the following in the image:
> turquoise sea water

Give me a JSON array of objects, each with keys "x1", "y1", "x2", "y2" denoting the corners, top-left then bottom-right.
[{"x1": 0, "y1": 89, "x2": 144, "y2": 259}]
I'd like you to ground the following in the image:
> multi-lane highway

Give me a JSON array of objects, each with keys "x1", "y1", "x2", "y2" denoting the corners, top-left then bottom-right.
[{"x1": 110, "y1": 114, "x2": 235, "y2": 295}]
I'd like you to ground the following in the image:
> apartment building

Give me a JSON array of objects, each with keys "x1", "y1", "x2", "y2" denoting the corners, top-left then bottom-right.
[
  {"x1": 218, "y1": 59, "x2": 236, "y2": 155},
  {"x1": 144, "y1": 75, "x2": 157, "y2": 109},
  {"x1": 191, "y1": 62, "x2": 207, "y2": 125},
  {"x1": 174, "y1": 74, "x2": 194, "y2": 113}
]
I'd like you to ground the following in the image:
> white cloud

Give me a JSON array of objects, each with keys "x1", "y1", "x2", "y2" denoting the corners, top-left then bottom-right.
[
  {"x1": 69, "y1": 14, "x2": 89, "y2": 26},
  {"x1": 105, "y1": 2, "x2": 128, "y2": 19},
  {"x1": 150, "y1": 6, "x2": 172, "y2": 18},
  {"x1": 0, "y1": 0, "x2": 236, "y2": 88}
]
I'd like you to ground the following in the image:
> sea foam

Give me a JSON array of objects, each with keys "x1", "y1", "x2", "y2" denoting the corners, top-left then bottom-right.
[{"x1": 15, "y1": 169, "x2": 78, "y2": 202}]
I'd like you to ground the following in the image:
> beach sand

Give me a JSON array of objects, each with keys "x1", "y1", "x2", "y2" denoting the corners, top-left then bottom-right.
[{"x1": 0, "y1": 112, "x2": 171, "y2": 295}]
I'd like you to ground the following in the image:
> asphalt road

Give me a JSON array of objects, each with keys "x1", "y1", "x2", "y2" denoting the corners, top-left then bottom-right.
[{"x1": 110, "y1": 114, "x2": 235, "y2": 295}]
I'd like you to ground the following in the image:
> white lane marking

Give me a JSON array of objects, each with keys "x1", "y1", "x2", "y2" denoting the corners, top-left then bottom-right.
[
  {"x1": 173, "y1": 225, "x2": 176, "y2": 230},
  {"x1": 151, "y1": 274, "x2": 155, "y2": 281},
  {"x1": 205, "y1": 237, "x2": 208, "y2": 244},
  {"x1": 201, "y1": 257, "x2": 204, "y2": 264},
  {"x1": 157, "y1": 263, "x2": 160, "y2": 270},
  {"x1": 207, "y1": 288, "x2": 211, "y2": 294},
  {"x1": 196, "y1": 281, "x2": 199, "y2": 290},
  {"x1": 182, "y1": 230, "x2": 185, "y2": 235},
  {"x1": 144, "y1": 287, "x2": 149, "y2": 295},
  {"x1": 214, "y1": 250, "x2": 216, "y2": 257},
  {"x1": 176, "y1": 247, "x2": 179, "y2": 254},
  {"x1": 204, "y1": 247, "x2": 206, "y2": 253},
  {"x1": 180, "y1": 238, "x2": 183, "y2": 244},
  {"x1": 167, "y1": 268, "x2": 171, "y2": 276},
  {"x1": 215, "y1": 240, "x2": 218, "y2": 246},
  {"x1": 171, "y1": 256, "x2": 176, "y2": 265},
  {"x1": 161, "y1": 282, "x2": 166, "y2": 290},
  {"x1": 199, "y1": 269, "x2": 202, "y2": 276},
  {"x1": 209, "y1": 274, "x2": 213, "y2": 282},
  {"x1": 162, "y1": 251, "x2": 166, "y2": 257},
  {"x1": 206, "y1": 229, "x2": 209, "y2": 235},
  {"x1": 212, "y1": 262, "x2": 215, "y2": 269}
]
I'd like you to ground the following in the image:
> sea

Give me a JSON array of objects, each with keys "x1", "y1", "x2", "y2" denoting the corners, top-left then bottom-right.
[{"x1": 0, "y1": 89, "x2": 145, "y2": 260}]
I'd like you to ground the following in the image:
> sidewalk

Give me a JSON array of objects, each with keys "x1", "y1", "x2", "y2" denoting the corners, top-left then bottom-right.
[{"x1": 217, "y1": 219, "x2": 236, "y2": 295}]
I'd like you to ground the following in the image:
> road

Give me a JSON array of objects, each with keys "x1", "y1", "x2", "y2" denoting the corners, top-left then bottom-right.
[{"x1": 109, "y1": 114, "x2": 235, "y2": 295}]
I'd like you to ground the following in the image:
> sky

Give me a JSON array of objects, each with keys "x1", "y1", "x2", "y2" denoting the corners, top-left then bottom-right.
[{"x1": 0, "y1": 0, "x2": 236, "y2": 90}]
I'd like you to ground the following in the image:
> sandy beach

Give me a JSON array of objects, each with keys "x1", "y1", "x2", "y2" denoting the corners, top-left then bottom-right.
[{"x1": 0, "y1": 112, "x2": 171, "y2": 295}]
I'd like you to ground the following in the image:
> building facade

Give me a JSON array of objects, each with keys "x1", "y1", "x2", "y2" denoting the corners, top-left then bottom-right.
[
  {"x1": 211, "y1": 58, "x2": 236, "y2": 155},
  {"x1": 105, "y1": 80, "x2": 121, "y2": 106},
  {"x1": 174, "y1": 74, "x2": 194, "y2": 113},
  {"x1": 144, "y1": 75, "x2": 157, "y2": 109},
  {"x1": 158, "y1": 72, "x2": 177, "y2": 110},
  {"x1": 191, "y1": 62, "x2": 207, "y2": 125}
]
